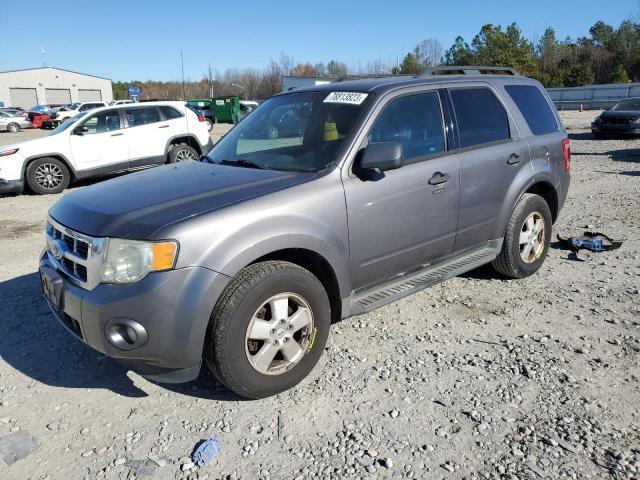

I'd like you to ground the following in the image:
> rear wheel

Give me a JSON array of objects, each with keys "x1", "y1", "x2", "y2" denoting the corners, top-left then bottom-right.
[
  {"x1": 492, "y1": 193, "x2": 552, "y2": 279},
  {"x1": 7, "y1": 123, "x2": 20, "y2": 133},
  {"x1": 26, "y1": 157, "x2": 70, "y2": 195},
  {"x1": 168, "y1": 143, "x2": 198, "y2": 163},
  {"x1": 204, "y1": 261, "x2": 331, "y2": 399}
]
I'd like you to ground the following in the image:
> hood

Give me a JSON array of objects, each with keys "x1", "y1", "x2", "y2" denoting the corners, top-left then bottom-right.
[
  {"x1": 6, "y1": 134, "x2": 60, "y2": 156},
  {"x1": 49, "y1": 161, "x2": 316, "y2": 238}
]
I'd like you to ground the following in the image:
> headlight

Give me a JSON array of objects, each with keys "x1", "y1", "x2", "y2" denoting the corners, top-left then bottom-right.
[
  {"x1": 99, "y1": 238, "x2": 178, "y2": 284},
  {"x1": 0, "y1": 148, "x2": 19, "y2": 157}
]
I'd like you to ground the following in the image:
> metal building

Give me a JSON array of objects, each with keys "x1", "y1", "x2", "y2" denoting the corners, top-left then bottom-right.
[
  {"x1": 547, "y1": 83, "x2": 640, "y2": 110},
  {"x1": 0, "y1": 67, "x2": 113, "y2": 108}
]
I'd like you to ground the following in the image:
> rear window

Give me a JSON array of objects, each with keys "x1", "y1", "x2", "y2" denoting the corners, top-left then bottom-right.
[
  {"x1": 505, "y1": 85, "x2": 558, "y2": 135},
  {"x1": 160, "y1": 106, "x2": 184, "y2": 119},
  {"x1": 450, "y1": 88, "x2": 510, "y2": 148},
  {"x1": 125, "y1": 107, "x2": 161, "y2": 127}
]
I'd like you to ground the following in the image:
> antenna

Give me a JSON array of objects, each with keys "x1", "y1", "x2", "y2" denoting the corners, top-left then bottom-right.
[{"x1": 41, "y1": 46, "x2": 48, "y2": 67}]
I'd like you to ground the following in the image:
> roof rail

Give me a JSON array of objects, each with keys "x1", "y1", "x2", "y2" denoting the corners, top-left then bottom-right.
[{"x1": 419, "y1": 66, "x2": 519, "y2": 77}]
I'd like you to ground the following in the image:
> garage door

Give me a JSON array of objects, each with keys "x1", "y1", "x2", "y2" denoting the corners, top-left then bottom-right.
[
  {"x1": 45, "y1": 88, "x2": 71, "y2": 105},
  {"x1": 9, "y1": 88, "x2": 38, "y2": 108},
  {"x1": 78, "y1": 89, "x2": 102, "y2": 102}
]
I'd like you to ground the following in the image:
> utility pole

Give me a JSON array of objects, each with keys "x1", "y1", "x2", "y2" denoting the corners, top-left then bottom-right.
[
  {"x1": 41, "y1": 46, "x2": 48, "y2": 67},
  {"x1": 180, "y1": 51, "x2": 186, "y2": 100},
  {"x1": 208, "y1": 63, "x2": 214, "y2": 98}
]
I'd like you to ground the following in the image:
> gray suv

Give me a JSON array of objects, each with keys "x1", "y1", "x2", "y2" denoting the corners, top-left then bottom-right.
[{"x1": 39, "y1": 67, "x2": 570, "y2": 398}]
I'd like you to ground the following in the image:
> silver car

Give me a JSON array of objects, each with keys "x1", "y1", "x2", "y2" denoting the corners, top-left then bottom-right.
[{"x1": 0, "y1": 110, "x2": 31, "y2": 133}]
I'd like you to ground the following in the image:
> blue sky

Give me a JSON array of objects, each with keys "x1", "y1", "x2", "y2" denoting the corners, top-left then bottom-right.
[{"x1": 1, "y1": 0, "x2": 637, "y2": 81}]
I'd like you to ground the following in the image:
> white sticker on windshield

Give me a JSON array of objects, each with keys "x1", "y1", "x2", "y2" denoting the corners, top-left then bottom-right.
[{"x1": 323, "y1": 92, "x2": 368, "y2": 105}]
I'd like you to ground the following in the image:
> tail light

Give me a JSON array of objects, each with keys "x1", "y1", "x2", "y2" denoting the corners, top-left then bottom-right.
[
  {"x1": 197, "y1": 114, "x2": 205, "y2": 122},
  {"x1": 562, "y1": 138, "x2": 570, "y2": 172}
]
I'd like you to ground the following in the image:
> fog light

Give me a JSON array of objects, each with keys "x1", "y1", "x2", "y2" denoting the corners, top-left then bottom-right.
[{"x1": 105, "y1": 318, "x2": 148, "y2": 350}]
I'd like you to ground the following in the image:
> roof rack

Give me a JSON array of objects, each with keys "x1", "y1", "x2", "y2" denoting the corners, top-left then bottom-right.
[{"x1": 419, "y1": 66, "x2": 519, "y2": 77}]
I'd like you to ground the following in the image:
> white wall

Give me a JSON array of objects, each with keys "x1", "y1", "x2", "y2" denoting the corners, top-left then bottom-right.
[{"x1": 0, "y1": 67, "x2": 113, "y2": 107}]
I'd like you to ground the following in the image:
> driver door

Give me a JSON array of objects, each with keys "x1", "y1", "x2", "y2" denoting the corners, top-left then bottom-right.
[
  {"x1": 69, "y1": 109, "x2": 130, "y2": 171},
  {"x1": 343, "y1": 89, "x2": 460, "y2": 290}
]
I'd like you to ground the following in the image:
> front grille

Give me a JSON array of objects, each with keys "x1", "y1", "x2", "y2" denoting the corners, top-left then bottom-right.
[
  {"x1": 46, "y1": 217, "x2": 105, "y2": 290},
  {"x1": 48, "y1": 223, "x2": 89, "y2": 259}
]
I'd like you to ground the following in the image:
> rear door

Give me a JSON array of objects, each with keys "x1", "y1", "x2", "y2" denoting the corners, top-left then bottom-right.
[
  {"x1": 503, "y1": 84, "x2": 567, "y2": 193},
  {"x1": 448, "y1": 85, "x2": 532, "y2": 252},
  {"x1": 343, "y1": 88, "x2": 460, "y2": 290},
  {"x1": 123, "y1": 106, "x2": 167, "y2": 165},
  {"x1": 69, "y1": 109, "x2": 129, "y2": 171}
]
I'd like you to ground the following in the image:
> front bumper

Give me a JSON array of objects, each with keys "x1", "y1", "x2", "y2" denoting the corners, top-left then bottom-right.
[
  {"x1": 592, "y1": 123, "x2": 640, "y2": 136},
  {"x1": 39, "y1": 252, "x2": 230, "y2": 383},
  {"x1": 0, "y1": 178, "x2": 23, "y2": 194}
]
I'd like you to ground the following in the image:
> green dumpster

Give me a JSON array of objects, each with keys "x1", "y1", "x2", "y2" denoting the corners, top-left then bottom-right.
[{"x1": 211, "y1": 96, "x2": 240, "y2": 124}]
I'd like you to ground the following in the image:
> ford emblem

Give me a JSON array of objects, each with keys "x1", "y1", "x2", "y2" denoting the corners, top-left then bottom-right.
[{"x1": 48, "y1": 239, "x2": 66, "y2": 260}]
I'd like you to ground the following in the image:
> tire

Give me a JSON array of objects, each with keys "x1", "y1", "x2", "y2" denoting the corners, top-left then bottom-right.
[
  {"x1": 491, "y1": 193, "x2": 552, "y2": 279},
  {"x1": 204, "y1": 261, "x2": 331, "y2": 399},
  {"x1": 168, "y1": 143, "x2": 199, "y2": 163},
  {"x1": 26, "y1": 157, "x2": 71, "y2": 195},
  {"x1": 7, "y1": 123, "x2": 20, "y2": 133},
  {"x1": 205, "y1": 119, "x2": 213, "y2": 132}
]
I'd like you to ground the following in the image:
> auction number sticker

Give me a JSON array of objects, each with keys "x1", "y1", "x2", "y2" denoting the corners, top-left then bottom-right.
[{"x1": 324, "y1": 92, "x2": 368, "y2": 105}]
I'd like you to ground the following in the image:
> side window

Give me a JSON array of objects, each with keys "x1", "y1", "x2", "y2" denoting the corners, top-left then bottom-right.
[
  {"x1": 160, "y1": 106, "x2": 184, "y2": 120},
  {"x1": 367, "y1": 92, "x2": 445, "y2": 161},
  {"x1": 81, "y1": 110, "x2": 121, "y2": 134},
  {"x1": 450, "y1": 88, "x2": 510, "y2": 148},
  {"x1": 125, "y1": 107, "x2": 161, "y2": 127},
  {"x1": 505, "y1": 85, "x2": 558, "y2": 135}
]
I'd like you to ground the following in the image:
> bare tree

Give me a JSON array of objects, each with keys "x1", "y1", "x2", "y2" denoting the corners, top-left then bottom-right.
[{"x1": 417, "y1": 38, "x2": 444, "y2": 66}]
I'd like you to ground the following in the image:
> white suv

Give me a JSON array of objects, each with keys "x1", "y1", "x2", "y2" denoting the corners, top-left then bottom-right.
[
  {"x1": 53, "y1": 101, "x2": 108, "y2": 123},
  {"x1": 0, "y1": 101, "x2": 212, "y2": 195}
]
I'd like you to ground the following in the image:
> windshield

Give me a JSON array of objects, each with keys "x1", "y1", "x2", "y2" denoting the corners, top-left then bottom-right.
[
  {"x1": 49, "y1": 113, "x2": 84, "y2": 135},
  {"x1": 204, "y1": 91, "x2": 369, "y2": 172},
  {"x1": 610, "y1": 99, "x2": 640, "y2": 111}
]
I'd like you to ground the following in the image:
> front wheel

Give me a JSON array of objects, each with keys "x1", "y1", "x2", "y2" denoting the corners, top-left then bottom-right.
[
  {"x1": 492, "y1": 193, "x2": 552, "y2": 279},
  {"x1": 26, "y1": 157, "x2": 71, "y2": 195},
  {"x1": 204, "y1": 261, "x2": 331, "y2": 399}
]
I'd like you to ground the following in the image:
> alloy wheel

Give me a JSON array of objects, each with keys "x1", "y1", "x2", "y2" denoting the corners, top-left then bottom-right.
[
  {"x1": 34, "y1": 163, "x2": 64, "y2": 190},
  {"x1": 175, "y1": 149, "x2": 196, "y2": 162},
  {"x1": 519, "y1": 212, "x2": 545, "y2": 263},
  {"x1": 245, "y1": 292, "x2": 314, "y2": 375}
]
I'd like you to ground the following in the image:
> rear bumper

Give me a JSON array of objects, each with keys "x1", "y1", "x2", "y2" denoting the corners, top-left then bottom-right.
[
  {"x1": 39, "y1": 252, "x2": 230, "y2": 383},
  {"x1": 0, "y1": 178, "x2": 23, "y2": 194}
]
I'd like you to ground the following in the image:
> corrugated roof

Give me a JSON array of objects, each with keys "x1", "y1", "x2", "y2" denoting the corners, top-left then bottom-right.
[{"x1": 0, "y1": 66, "x2": 111, "y2": 81}]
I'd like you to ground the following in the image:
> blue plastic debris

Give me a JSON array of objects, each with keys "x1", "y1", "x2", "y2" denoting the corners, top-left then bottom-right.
[{"x1": 192, "y1": 437, "x2": 222, "y2": 467}]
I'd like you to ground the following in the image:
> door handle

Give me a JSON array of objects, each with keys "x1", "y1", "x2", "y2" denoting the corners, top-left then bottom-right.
[
  {"x1": 158, "y1": 125, "x2": 170, "y2": 128},
  {"x1": 507, "y1": 153, "x2": 521, "y2": 164},
  {"x1": 428, "y1": 172, "x2": 450, "y2": 185},
  {"x1": 110, "y1": 132, "x2": 123, "y2": 137}
]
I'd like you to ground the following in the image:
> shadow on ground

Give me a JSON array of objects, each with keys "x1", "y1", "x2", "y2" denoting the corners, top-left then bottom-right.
[{"x1": 0, "y1": 272, "x2": 240, "y2": 401}]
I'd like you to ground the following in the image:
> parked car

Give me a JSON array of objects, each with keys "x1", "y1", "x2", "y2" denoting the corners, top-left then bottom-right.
[
  {"x1": 29, "y1": 104, "x2": 54, "y2": 114},
  {"x1": 0, "y1": 107, "x2": 27, "y2": 117},
  {"x1": 0, "y1": 101, "x2": 211, "y2": 195},
  {"x1": 53, "y1": 101, "x2": 108, "y2": 123},
  {"x1": 0, "y1": 110, "x2": 32, "y2": 132},
  {"x1": 110, "y1": 99, "x2": 135, "y2": 105},
  {"x1": 592, "y1": 98, "x2": 640, "y2": 137},
  {"x1": 38, "y1": 67, "x2": 569, "y2": 399},
  {"x1": 27, "y1": 111, "x2": 52, "y2": 128}
]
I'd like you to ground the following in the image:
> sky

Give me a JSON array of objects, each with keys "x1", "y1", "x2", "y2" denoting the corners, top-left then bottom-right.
[{"x1": 1, "y1": 0, "x2": 638, "y2": 82}]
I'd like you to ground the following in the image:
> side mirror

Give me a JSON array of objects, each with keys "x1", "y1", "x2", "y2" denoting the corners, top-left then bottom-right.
[
  {"x1": 73, "y1": 126, "x2": 88, "y2": 135},
  {"x1": 359, "y1": 142, "x2": 404, "y2": 171}
]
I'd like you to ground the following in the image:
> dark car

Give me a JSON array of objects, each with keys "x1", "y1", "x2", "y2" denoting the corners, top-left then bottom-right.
[
  {"x1": 40, "y1": 66, "x2": 570, "y2": 399},
  {"x1": 592, "y1": 99, "x2": 640, "y2": 137}
]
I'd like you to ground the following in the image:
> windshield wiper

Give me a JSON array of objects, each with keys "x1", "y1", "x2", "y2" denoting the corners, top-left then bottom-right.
[{"x1": 219, "y1": 159, "x2": 265, "y2": 169}]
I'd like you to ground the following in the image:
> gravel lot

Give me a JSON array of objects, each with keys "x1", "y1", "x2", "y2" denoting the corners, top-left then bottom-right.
[{"x1": 0, "y1": 111, "x2": 639, "y2": 480}]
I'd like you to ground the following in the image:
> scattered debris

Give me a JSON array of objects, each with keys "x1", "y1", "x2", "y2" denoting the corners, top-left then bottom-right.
[{"x1": 192, "y1": 436, "x2": 222, "y2": 467}]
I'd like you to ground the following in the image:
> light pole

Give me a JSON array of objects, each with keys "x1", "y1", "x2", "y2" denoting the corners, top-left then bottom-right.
[{"x1": 232, "y1": 83, "x2": 246, "y2": 100}]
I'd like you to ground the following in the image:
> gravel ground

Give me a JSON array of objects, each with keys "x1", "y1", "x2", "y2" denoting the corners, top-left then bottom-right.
[{"x1": 0, "y1": 111, "x2": 638, "y2": 480}]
